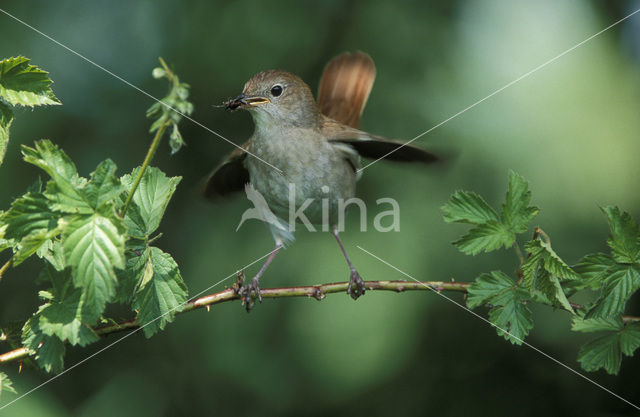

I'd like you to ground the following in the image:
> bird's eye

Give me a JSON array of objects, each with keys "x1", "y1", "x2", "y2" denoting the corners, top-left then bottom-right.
[{"x1": 270, "y1": 85, "x2": 283, "y2": 97}]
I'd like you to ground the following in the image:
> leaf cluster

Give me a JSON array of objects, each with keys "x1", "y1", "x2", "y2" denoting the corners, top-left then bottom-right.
[{"x1": 443, "y1": 171, "x2": 640, "y2": 374}]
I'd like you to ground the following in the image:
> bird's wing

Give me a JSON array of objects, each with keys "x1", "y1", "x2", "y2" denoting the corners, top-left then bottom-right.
[
  {"x1": 202, "y1": 142, "x2": 250, "y2": 198},
  {"x1": 321, "y1": 116, "x2": 439, "y2": 163},
  {"x1": 317, "y1": 51, "x2": 376, "y2": 128}
]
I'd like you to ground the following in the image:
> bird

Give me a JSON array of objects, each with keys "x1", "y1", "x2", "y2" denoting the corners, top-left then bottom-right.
[{"x1": 204, "y1": 51, "x2": 438, "y2": 310}]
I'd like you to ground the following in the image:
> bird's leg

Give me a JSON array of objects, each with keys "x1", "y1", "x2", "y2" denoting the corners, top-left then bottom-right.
[
  {"x1": 332, "y1": 229, "x2": 365, "y2": 300},
  {"x1": 239, "y1": 243, "x2": 283, "y2": 311}
]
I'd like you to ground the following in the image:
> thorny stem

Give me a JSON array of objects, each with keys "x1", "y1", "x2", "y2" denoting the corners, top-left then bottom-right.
[{"x1": 1, "y1": 278, "x2": 639, "y2": 367}]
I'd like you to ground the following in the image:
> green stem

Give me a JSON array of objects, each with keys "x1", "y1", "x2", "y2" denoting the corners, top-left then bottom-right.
[{"x1": 120, "y1": 121, "x2": 170, "y2": 217}]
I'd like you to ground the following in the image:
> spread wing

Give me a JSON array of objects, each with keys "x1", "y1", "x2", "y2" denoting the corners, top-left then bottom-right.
[
  {"x1": 202, "y1": 142, "x2": 251, "y2": 199},
  {"x1": 317, "y1": 51, "x2": 376, "y2": 128},
  {"x1": 321, "y1": 116, "x2": 438, "y2": 163}
]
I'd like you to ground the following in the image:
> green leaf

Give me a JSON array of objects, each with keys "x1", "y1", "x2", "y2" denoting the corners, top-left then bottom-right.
[
  {"x1": 120, "y1": 167, "x2": 181, "y2": 238},
  {"x1": 521, "y1": 239, "x2": 576, "y2": 313},
  {"x1": 22, "y1": 315, "x2": 66, "y2": 373},
  {"x1": 132, "y1": 247, "x2": 187, "y2": 338},
  {"x1": 501, "y1": 171, "x2": 538, "y2": 233},
  {"x1": 577, "y1": 323, "x2": 640, "y2": 375},
  {"x1": 467, "y1": 271, "x2": 533, "y2": 344},
  {"x1": 489, "y1": 289, "x2": 534, "y2": 345},
  {"x1": 587, "y1": 265, "x2": 640, "y2": 318},
  {"x1": 0, "y1": 372, "x2": 17, "y2": 398},
  {"x1": 571, "y1": 316, "x2": 623, "y2": 333},
  {"x1": 2, "y1": 191, "x2": 60, "y2": 265},
  {"x1": 453, "y1": 220, "x2": 514, "y2": 255},
  {"x1": 22, "y1": 140, "x2": 90, "y2": 214},
  {"x1": 573, "y1": 253, "x2": 616, "y2": 290},
  {"x1": 441, "y1": 190, "x2": 500, "y2": 224},
  {"x1": 602, "y1": 206, "x2": 640, "y2": 264},
  {"x1": 2, "y1": 192, "x2": 56, "y2": 240},
  {"x1": 80, "y1": 159, "x2": 123, "y2": 211},
  {"x1": 62, "y1": 214, "x2": 126, "y2": 315},
  {"x1": 467, "y1": 271, "x2": 515, "y2": 309},
  {"x1": 38, "y1": 297, "x2": 99, "y2": 346},
  {"x1": 0, "y1": 101, "x2": 13, "y2": 166},
  {"x1": 0, "y1": 56, "x2": 61, "y2": 107},
  {"x1": 578, "y1": 333, "x2": 621, "y2": 374},
  {"x1": 620, "y1": 322, "x2": 640, "y2": 356}
]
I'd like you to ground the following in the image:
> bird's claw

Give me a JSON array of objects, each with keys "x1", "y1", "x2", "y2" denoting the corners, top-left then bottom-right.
[
  {"x1": 346, "y1": 269, "x2": 365, "y2": 300},
  {"x1": 238, "y1": 277, "x2": 262, "y2": 312}
]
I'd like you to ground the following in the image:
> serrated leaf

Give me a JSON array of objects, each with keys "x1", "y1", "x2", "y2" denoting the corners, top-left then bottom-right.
[
  {"x1": 13, "y1": 226, "x2": 61, "y2": 266},
  {"x1": 121, "y1": 167, "x2": 181, "y2": 238},
  {"x1": 601, "y1": 206, "x2": 640, "y2": 264},
  {"x1": 62, "y1": 214, "x2": 126, "y2": 315},
  {"x1": 501, "y1": 171, "x2": 538, "y2": 233},
  {"x1": 453, "y1": 220, "x2": 514, "y2": 255},
  {"x1": 38, "y1": 297, "x2": 99, "y2": 346},
  {"x1": 620, "y1": 323, "x2": 640, "y2": 356},
  {"x1": 441, "y1": 190, "x2": 500, "y2": 224},
  {"x1": 0, "y1": 101, "x2": 13, "y2": 166},
  {"x1": 587, "y1": 265, "x2": 640, "y2": 318},
  {"x1": 22, "y1": 140, "x2": 90, "y2": 213},
  {"x1": 0, "y1": 56, "x2": 61, "y2": 107},
  {"x1": 571, "y1": 316, "x2": 623, "y2": 333},
  {"x1": 467, "y1": 271, "x2": 515, "y2": 309},
  {"x1": 132, "y1": 247, "x2": 187, "y2": 338},
  {"x1": 489, "y1": 290, "x2": 534, "y2": 345},
  {"x1": 22, "y1": 316, "x2": 66, "y2": 373},
  {"x1": 573, "y1": 253, "x2": 616, "y2": 290},
  {"x1": 2, "y1": 192, "x2": 56, "y2": 240},
  {"x1": 0, "y1": 372, "x2": 17, "y2": 398},
  {"x1": 578, "y1": 333, "x2": 621, "y2": 374},
  {"x1": 80, "y1": 159, "x2": 123, "y2": 211},
  {"x1": 521, "y1": 239, "x2": 576, "y2": 313},
  {"x1": 115, "y1": 242, "x2": 149, "y2": 303}
]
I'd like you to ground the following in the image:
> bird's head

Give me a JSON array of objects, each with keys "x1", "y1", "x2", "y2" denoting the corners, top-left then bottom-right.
[{"x1": 224, "y1": 70, "x2": 319, "y2": 128}]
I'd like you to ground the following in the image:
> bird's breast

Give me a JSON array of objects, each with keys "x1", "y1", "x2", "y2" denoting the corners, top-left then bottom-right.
[{"x1": 245, "y1": 128, "x2": 356, "y2": 224}]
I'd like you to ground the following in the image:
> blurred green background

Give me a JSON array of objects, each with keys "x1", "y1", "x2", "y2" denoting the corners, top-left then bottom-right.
[{"x1": 1, "y1": 0, "x2": 640, "y2": 415}]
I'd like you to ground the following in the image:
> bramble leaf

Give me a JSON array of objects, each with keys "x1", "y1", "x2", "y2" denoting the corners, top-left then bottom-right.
[
  {"x1": 22, "y1": 315, "x2": 66, "y2": 373},
  {"x1": 453, "y1": 221, "x2": 514, "y2": 255},
  {"x1": 467, "y1": 271, "x2": 514, "y2": 309},
  {"x1": 0, "y1": 372, "x2": 17, "y2": 398},
  {"x1": 132, "y1": 247, "x2": 187, "y2": 338},
  {"x1": 521, "y1": 239, "x2": 576, "y2": 313},
  {"x1": 62, "y1": 214, "x2": 126, "y2": 315},
  {"x1": 120, "y1": 167, "x2": 181, "y2": 238},
  {"x1": 572, "y1": 316, "x2": 623, "y2": 333},
  {"x1": 602, "y1": 206, "x2": 640, "y2": 264},
  {"x1": 80, "y1": 159, "x2": 123, "y2": 211},
  {"x1": 501, "y1": 171, "x2": 538, "y2": 233},
  {"x1": 442, "y1": 191, "x2": 500, "y2": 225},
  {"x1": 577, "y1": 323, "x2": 640, "y2": 375},
  {"x1": 0, "y1": 56, "x2": 61, "y2": 107},
  {"x1": 586, "y1": 265, "x2": 640, "y2": 319},
  {"x1": 573, "y1": 253, "x2": 616, "y2": 290},
  {"x1": 0, "y1": 101, "x2": 13, "y2": 165}
]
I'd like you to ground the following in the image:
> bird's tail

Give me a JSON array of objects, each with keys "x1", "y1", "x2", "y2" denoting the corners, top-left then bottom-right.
[{"x1": 317, "y1": 51, "x2": 376, "y2": 128}]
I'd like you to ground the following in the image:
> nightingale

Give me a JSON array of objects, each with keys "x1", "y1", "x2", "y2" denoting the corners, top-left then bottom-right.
[{"x1": 204, "y1": 52, "x2": 437, "y2": 310}]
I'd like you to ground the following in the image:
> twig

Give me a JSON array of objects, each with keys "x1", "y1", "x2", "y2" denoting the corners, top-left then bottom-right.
[
  {"x1": 0, "y1": 280, "x2": 467, "y2": 365},
  {"x1": 0, "y1": 259, "x2": 11, "y2": 281},
  {"x1": 1, "y1": 279, "x2": 638, "y2": 367}
]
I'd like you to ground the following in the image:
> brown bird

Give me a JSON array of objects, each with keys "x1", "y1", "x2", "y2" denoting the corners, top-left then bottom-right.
[{"x1": 204, "y1": 52, "x2": 437, "y2": 310}]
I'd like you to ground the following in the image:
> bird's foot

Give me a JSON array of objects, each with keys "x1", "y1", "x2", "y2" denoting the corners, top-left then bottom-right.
[
  {"x1": 238, "y1": 276, "x2": 262, "y2": 312},
  {"x1": 347, "y1": 269, "x2": 366, "y2": 300}
]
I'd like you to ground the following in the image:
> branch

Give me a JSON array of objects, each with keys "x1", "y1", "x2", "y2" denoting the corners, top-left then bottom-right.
[
  {"x1": 0, "y1": 280, "x2": 467, "y2": 365},
  {"x1": 1, "y1": 279, "x2": 639, "y2": 367}
]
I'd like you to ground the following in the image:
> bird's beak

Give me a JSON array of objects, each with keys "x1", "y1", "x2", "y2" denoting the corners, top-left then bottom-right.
[{"x1": 224, "y1": 93, "x2": 270, "y2": 110}]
